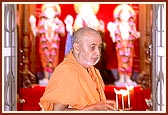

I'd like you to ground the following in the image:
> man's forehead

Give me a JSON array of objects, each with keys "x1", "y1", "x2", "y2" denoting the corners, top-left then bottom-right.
[
  {"x1": 82, "y1": 36, "x2": 102, "y2": 45},
  {"x1": 83, "y1": 32, "x2": 101, "y2": 39},
  {"x1": 74, "y1": 27, "x2": 101, "y2": 43}
]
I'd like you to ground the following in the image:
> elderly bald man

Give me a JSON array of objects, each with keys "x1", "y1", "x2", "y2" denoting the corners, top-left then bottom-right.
[{"x1": 39, "y1": 27, "x2": 116, "y2": 111}]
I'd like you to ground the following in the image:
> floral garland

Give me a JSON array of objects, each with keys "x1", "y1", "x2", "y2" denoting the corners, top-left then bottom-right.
[
  {"x1": 38, "y1": 18, "x2": 61, "y2": 73},
  {"x1": 114, "y1": 21, "x2": 136, "y2": 73}
]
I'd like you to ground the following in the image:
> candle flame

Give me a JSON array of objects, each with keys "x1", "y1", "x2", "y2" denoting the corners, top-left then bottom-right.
[
  {"x1": 126, "y1": 84, "x2": 134, "y2": 90},
  {"x1": 114, "y1": 88, "x2": 129, "y2": 96}
]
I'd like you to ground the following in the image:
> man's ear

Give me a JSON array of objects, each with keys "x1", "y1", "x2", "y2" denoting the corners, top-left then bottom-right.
[{"x1": 73, "y1": 42, "x2": 80, "y2": 52}]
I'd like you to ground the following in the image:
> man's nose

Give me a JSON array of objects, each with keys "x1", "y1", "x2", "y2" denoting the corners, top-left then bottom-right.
[{"x1": 95, "y1": 47, "x2": 101, "y2": 56}]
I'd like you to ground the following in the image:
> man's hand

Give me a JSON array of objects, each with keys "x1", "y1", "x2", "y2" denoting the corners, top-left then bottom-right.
[
  {"x1": 53, "y1": 100, "x2": 116, "y2": 111},
  {"x1": 83, "y1": 100, "x2": 117, "y2": 111}
]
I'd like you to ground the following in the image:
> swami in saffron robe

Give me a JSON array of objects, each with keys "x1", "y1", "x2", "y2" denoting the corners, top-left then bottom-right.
[{"x1": 39, "y1": 50, "x2": 106, "y2": 110}]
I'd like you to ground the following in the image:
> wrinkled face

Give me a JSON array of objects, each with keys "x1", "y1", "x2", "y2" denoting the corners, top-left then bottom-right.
[{"x1": 76, "y1": 32, "x2": 102, "y2": 68}]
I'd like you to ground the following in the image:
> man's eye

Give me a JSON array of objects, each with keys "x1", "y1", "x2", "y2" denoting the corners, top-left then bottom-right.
[
  {"x1": 89, "y1": 45, "x2": 95, "y2": 51},
  {"x1": 90, "y1": 46, "x2": 95, "y2": 51}
]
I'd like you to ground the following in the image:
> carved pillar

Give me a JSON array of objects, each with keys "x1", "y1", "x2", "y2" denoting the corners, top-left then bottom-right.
[
  {"x1": 137, "y1": 4, "x2": 152, "y2": 89},
  {"x1": 20, "y1": 4, "x2": 36, "y2": 88},
  {"x1": 152, "y1": 4, "x2": 165, "y2": 111},
  {"x1": 3, "y1": 4, "x2": 17, "y2": 111}
]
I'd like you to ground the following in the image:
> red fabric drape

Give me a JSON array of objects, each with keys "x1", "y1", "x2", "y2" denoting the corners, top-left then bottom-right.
[{"x1": 18, "y1": 85, "x2": 150, "y2": 111}]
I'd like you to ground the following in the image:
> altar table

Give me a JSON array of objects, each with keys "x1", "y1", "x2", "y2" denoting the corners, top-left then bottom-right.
[{"x1": 18, "y1": 85, "x2": 151, "y2": 111}]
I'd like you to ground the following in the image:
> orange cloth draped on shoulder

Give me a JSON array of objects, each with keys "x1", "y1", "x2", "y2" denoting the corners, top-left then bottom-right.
[{"x1": 39, "y1": 50, "x2": 106, "y2": 111}]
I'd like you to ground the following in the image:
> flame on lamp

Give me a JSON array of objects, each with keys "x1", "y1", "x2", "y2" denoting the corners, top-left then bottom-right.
[{"x1": 126, "y1": 84, "x2": 134, "y2": 90}]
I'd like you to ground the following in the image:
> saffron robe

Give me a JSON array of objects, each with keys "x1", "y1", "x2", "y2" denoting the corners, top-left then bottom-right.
[{"x1": 39, "y1": 50, "x2": 106, "y2": 111}]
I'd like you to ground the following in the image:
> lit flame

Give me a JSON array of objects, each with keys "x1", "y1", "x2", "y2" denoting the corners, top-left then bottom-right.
[
  {"x1": 114, "y1": 88, "x2": 129, "y2": 96},
  {"x1": 126, "y1": 84, "x2": 134, "y2": 90}
]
